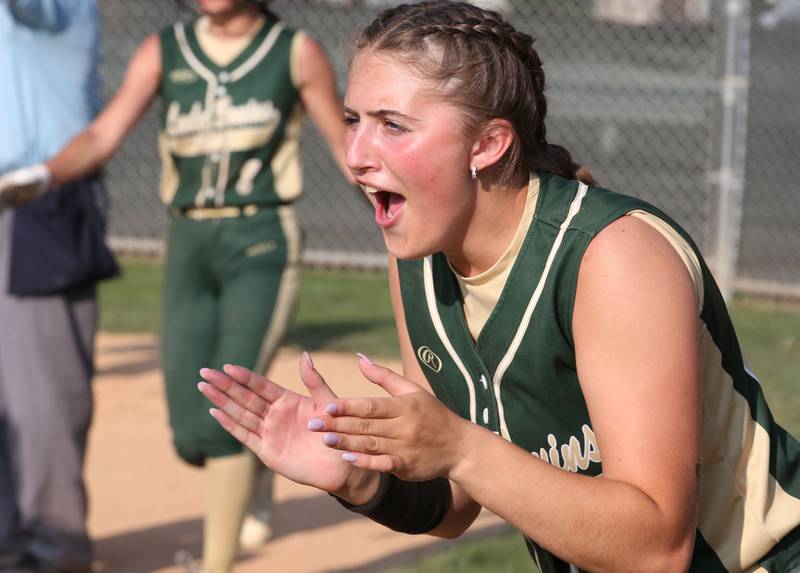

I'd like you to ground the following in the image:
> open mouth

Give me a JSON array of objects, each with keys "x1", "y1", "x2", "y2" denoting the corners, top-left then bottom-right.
[{"x1": 365, "y1": 186, "x2": 405, "y2": 223}]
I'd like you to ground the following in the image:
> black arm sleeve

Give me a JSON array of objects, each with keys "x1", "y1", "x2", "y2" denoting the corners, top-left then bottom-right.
[{"x1": 332, "y1": 473, "x2": 453, "y2": 535}]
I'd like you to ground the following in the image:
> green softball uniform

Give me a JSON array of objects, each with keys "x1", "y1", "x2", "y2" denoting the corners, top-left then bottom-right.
[
  {"x1": 397, "y1": 172, "x2": 800, "y2": 573},
  {"x1": 158, "y1": 15, "x2": 304, "y2": 465}
]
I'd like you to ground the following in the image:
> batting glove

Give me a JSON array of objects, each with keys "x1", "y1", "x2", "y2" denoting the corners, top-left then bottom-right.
[{"x1": 0, "y1": 163, "x2": 52, "y2": 211}]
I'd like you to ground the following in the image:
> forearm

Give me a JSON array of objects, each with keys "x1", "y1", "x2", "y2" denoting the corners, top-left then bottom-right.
[
  {"x1": 332, "y1": 467, "x2": 382, "y2": 506},
  {"x1": 450, "y1": 426, "x2": 695, "y2": 572},
  {"x1": 428, "y1": 480, "x2": 482, "y2": 539},
  {"x1": 333, "y1": 469, "x2": 479, "y2": 538},
  {"x1": 42, "y1": 33, "x2": 161, "y2": 189},
  {"x1": 45, "y1": 128, "x2": 114, "y2": 188}
]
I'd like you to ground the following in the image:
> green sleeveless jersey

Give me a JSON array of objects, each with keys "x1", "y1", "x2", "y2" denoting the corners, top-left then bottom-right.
[
  {"x1": 158, "y1": 16, "x2": 304, "y2": 209},
  {"x1": 397, "y1": 172, "x2": 800, "y2": 573}
]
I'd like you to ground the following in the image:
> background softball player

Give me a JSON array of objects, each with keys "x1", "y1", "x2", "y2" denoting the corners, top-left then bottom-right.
[
  {"x1": 0, "y1": 0, "x2": 351, "y2": 571},
  {"x1": 198, "y1": 2, "x2": 800, "y2": 572}
]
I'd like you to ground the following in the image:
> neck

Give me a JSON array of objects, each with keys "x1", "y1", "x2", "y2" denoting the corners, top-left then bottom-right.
[
  {"x1": 446, "y1": 178, "x2": 530, "y2": 277},
  {"x1": 205, "y1": 4, "x2": 263, "y2": 37}
]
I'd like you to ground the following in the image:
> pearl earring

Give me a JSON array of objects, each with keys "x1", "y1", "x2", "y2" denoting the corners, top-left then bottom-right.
[{"x1": 470, "y1": 165, "x2": 478, "y2": 180}]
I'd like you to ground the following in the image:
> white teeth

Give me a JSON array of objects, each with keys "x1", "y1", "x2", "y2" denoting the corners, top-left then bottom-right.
[
  {"x1": 387, "y1": 209, "x2": 394, "y2": 220},
  {"x1": 364, "y1": 186, "x2": 378, "y2": 195}
]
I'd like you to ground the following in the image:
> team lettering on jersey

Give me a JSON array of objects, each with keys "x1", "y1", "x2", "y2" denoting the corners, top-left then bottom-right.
[
  {"x1": 531, "y1": 424, "x2": 602, "y2": 473},
  {"x1": 165, "y1": 97, "x2": 281, "y2": 139}
]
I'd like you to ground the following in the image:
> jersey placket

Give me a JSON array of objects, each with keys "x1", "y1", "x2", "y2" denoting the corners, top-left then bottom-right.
[
  {"x1": 210, "y1": 71, "x2": 231, "y2": 207},
  {"x1": 424, "y1": 254, "x2": 501, "y2": 435}
]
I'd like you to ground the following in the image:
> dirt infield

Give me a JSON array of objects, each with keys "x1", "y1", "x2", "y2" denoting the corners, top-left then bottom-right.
[{"x1": 87, "y1": 333, "x2": 505, "y2": 573}]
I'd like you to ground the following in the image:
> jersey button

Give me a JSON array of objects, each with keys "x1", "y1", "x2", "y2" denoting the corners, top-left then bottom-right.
[
  {"x1": 482, "y1": 408, "x2": 489, "y2": 425},
  {"x1": 218, "y1": 71, "x2": 230, "y2": 84},
  {"x1": 210, "y1": 153, "x2": 221, "y2": 162},
  {"x1": 216, "y1": 85, "x2": 227, "y2": 97}
]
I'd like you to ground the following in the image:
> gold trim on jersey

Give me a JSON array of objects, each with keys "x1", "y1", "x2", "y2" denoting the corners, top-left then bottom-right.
[
  {"x1": 423, "y1": 256, "x2": 478, "y2": 425},
  {"x1": 175, "y1": 22, "x2": 217, "y2": 113},
  {"x1": 454, "y1": 176, "x2": 540, "y2": 341},
  {"x1": 289, "y1": 30, "x2": 307, "y2": 90},
  {"x1": 175, "y1": 20, "x2": 286, "y2": 87},
  {"x1": 229, "y1": 22, "x2": 285, "y2": 83},
  {"x1": 493, "y1": 181, "x2": 589, "y2": 441},
  {"x1": 159, "y1": 132, "x2": 180, "y2": 205},
  {"x1": 254, "y1": 205, "x2": 302, "y2": 373},
  {"x1": 629, "y1": 210, "x2": 704, "y2": 311},
  {"x1": 271, "y1": 102, "x2": 304, "y2": 202},
  {"x1": 195, "y1": 15, "x2": 265, "y2": 68},
  {"x1": 697, "y1": 325, "x2": 800, "y2": 570}
]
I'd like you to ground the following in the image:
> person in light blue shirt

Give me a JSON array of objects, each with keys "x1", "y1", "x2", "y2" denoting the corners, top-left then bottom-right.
[
  {"x1": 0, "y1": 0, "x2": 101, "y2": 171},
  {"x1": 0, "y1": 1, "x2": 106, "y2": 571}
]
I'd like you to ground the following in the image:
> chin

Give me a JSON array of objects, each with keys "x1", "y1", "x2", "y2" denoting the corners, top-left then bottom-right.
[
  {"x1": 196, "y1": 0, "x2": 244, "y2": 15},
  {"x1": 383, "y1": 233, "x2": 434, "y2": 262}
]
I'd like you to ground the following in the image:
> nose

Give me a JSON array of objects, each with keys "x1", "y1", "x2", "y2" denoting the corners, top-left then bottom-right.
[{"x1": 345, "y1": 123, "x2": 379, "y2": 176}]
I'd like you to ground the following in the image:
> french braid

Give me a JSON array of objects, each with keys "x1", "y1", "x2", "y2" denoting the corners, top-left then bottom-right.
[{"x1": 355, "y1": 1, "x2": 595, "y2": 186}]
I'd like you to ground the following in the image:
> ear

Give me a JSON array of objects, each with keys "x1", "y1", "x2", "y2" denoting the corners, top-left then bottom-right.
[{"x1": 469, "y1": 119, "x2": 516, "y2": 173}]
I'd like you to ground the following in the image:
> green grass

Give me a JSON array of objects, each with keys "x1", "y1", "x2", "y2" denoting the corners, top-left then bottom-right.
[
  {"x1": 98, "y1": 259, "x2": 399, "y2": 358},
  {"x1": 98, "y1": 258, "x2": 163, "y2": 333},
  {"x1": 729, "y1": 298, "x2": 800, "y2": 436},
  {"x1": 284, "y1": 268, "x2": 398, "y2": 359},
  {"x1": 387, "y1": 529, "x2": 533, "y2": 573}
]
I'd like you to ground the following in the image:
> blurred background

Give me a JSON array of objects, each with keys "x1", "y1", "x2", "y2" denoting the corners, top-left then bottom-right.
[{"x1": 99, "y1": 0, "x2": 799, "y2": 301}]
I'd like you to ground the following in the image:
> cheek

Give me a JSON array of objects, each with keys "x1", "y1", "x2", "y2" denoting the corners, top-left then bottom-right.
[{"x1": 398, "y1": 139, "x2": 466, "y2": 188}]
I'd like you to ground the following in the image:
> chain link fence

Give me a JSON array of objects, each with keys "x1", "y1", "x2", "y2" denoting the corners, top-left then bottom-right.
[{"x1": 98, "y1": 0, "x2": 800, "y2": 299}]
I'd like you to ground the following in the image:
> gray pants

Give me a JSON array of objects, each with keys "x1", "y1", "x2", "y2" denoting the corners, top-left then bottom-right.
[{"x1": 0, "y1": 211, "x2": 96, "y2": 571}]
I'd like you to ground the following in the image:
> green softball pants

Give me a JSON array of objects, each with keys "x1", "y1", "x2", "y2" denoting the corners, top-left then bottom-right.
[{"x1": 161, "y1": 205, "x2": 302, "y2": 466}]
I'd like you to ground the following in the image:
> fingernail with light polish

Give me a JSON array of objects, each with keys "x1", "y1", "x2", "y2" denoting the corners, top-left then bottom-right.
[
  {"x1": 342, "y1": 452, "x2": 358, "y2": 463},
  {"x1": 356, "y1": 352, "x2": 373, "y2": 365},
  {"x1": 303, "y1": 351, "x2": 314, "y2": 369},
  {"x1": 325, "y1": 403, "x2": 338, "y2": 415},
  {"x1": 307, "y1": 418, "x2": 323, "y2": 430},
  {"x1": 323, "y1": 433, "x2": 339, "y2": 445}
]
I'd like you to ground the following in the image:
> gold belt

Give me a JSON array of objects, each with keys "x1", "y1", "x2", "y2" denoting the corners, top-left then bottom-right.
[{"x1": 174, "y1": 204, "x2": 261, "y2": 221}]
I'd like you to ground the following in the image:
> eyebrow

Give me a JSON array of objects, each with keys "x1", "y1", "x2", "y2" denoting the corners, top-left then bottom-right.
[{"x1": 343, "y1": 106, "x2": 419, "y2": 123}]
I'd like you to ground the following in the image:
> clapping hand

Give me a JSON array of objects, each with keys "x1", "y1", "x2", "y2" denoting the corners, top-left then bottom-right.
[
  {"x1": 307, "y1": 354, "x2": 472, "y2": 482},
  {"x1": 198, "y1": 353, "x2": 361, "y2": 495}
]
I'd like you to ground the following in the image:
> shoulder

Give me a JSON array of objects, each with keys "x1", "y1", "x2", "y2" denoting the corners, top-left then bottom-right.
[
  {"x1": 535, "y1": 173, "x2": 643, "y2": 235},
  {"x1": 583, "y1": 215, "x2": 682, "y2": 272},
  {"x1": 578, "y1": 214, "x2": 698, "y2": 317},
  {"x1": 122, "y1": 33, "x2": 162, "y2": 85},
  {"x1": 132, "y1": 33, "x2": 162, "y2": 67},
  {"x1": 291, "y1": 31, "x2": 335, "y2": 87},
  {"x1": 140, "y1": 32, "x2": 162, "y2": 53},
  {"x1": 158, "y1": 19, "x2": 180, "y2": 38}
]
